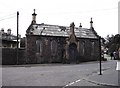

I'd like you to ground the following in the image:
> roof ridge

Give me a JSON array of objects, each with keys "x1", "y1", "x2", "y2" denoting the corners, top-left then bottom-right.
[
  {"x1": 35, "y1": 23, "x2": 68, "y2": 27},
  {"x1": 35, "y1": 23, "x2": 90, "y2": 30}
]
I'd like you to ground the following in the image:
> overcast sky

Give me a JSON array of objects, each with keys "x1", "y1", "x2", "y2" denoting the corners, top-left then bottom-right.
[{"x1": 0, "y1": 0, "x2": 119, "y2": 37}]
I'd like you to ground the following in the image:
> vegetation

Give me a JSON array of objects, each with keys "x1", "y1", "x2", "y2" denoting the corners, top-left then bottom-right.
[{"x1": 104, "y1": 34, "x2": 120, "y2": 53}]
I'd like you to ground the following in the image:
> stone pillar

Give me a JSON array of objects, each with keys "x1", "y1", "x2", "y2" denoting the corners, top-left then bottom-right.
[{"x1": 70, "y1": 22, "x2": 75, "y2": 34}]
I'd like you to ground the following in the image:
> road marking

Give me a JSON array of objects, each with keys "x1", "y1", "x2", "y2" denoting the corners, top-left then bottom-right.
[
  {"x1": 63, "y1": 79, "x2": 81, "y2": 88},
  {"x1": 116, "y1": 61, "x2": 120, "y2": 70},
  {"x1": 75, "y1": 79, "x2": 81, "y2": 83},
  {"x1": 69, "y1": 82, "x2": 75, "y2": 85}
]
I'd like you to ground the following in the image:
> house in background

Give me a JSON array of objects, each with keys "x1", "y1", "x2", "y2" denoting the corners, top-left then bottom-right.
[
  {"x1": 1, "y1": 28, "x2": 24, "y2": 65},
  {"x1": 0, "y1": 28, "x2": 19, "y2": 48},
  {"x1": 25, "y1": 10, "x2": 100, "y2": 64}
]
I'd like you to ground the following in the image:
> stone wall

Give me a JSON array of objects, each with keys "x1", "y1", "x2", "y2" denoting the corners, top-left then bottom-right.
[{"x1": 2, "y1": 48, "x2": 25, "y2": 65}]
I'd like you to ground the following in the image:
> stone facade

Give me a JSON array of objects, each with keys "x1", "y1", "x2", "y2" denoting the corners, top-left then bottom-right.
[
  {"x1": 26, "y1": 35, "x2": 65, "y2": 63},
  {"x1": 26, "y1": 34, "x2": 99, "y2": 64},
  {"x1": 25, "y1": 10, "x2": 100, "y2": 64}
]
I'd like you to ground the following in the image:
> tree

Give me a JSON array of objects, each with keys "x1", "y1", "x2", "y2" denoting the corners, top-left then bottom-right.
[{"x1": 104, "y1": 34, "x2": 120, "y2": 53}]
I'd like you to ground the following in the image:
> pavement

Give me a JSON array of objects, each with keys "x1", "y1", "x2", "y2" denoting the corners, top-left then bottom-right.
[
  {"x1": 63, "y1": 60, "x2": 120, "y2": 88},
  {"x1": 81, "y1": 54, "x2": 120, "y2": 87},
  {"x1": 83, "y1": 62, "x2": 120, "y2": 87}
]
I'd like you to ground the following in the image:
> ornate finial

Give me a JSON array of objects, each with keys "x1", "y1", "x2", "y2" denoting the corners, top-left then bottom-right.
[
  {"x1": 70, "y1": 22, "x2": 75, "y2": 27},
  {"x1": 32, "y1": 9, "x2": 37, "y2": 16},
  {"x1": 34, "y1": 9, "x2": 35, "y2": 14},
  {"x1": 32, "y1": 9, "x2": 37, "y2": 24},
  {"x1": 90, "y1": 17, "x2": 93, "y2": 23},
  {"x1": 90, "y1": 17, "x2": 94, "y2": 29},
  {"x1": 79, "y1": 23, "x2": 82, "y2": 27}
]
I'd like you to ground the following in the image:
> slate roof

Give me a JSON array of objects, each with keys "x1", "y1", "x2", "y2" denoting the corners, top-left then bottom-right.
[
  {"x1": 0, "y1": 32, "x2": 17, "y2": 41},
  {"x1": 26, "y1": 23, "x2": 98, "y2": 39}
]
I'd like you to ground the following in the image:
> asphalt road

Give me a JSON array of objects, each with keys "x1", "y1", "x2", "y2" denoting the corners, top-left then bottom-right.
[{"x1": 2, "y1": 60, "x2": 118, "y2": 87}]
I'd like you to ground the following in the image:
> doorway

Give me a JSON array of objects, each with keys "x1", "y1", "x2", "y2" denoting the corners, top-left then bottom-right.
[{"x1": 69, "y1": 43, "x2": 77, "y2": 63}]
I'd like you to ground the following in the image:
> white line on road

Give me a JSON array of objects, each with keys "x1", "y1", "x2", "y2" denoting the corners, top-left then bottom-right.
[
  {"x1": 63, "y1": 79, "x2": 81, "y2": 88},
  {"x1": 69, "y1": 82, "x2": 75, "y2": 85},
  {"x1": 75, "y1": 79, "x2": 81, "y2": 83},
  {"x1": 116, "y1": 61, "x2": 120, "y2": 70}
]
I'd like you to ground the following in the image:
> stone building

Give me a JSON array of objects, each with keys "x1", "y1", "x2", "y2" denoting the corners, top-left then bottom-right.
[{"x1": 26, "y1": 10, "x2": 100, "y2": 64}]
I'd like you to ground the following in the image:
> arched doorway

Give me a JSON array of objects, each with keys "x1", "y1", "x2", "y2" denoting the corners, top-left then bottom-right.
[{"x1": 69, "y1": 43, "x2": 77, "y2": 63}]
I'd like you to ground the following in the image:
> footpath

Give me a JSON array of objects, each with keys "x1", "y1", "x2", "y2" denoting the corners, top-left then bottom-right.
[{"x1": 82, "y1": 58, "x2": 120, "y2": 87}]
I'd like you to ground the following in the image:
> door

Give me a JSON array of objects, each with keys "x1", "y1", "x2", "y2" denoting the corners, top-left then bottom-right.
[{"x1": 69, "y1": 43, "x2": 77, "y2": 63}]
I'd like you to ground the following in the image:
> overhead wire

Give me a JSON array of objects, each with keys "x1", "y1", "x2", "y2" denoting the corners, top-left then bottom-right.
[
  {"x1": 0, "y1": 7, "x2": 118, "y2": 21},
  {"x1": 0, "y1": 12, "x2": 16, "y2": 22},
  {"x1": 41, "y1": 7, "x2": 118, "y2": 15},
  {"x1": 0, "y1": 16, "x2": 16, "y2": 22}
]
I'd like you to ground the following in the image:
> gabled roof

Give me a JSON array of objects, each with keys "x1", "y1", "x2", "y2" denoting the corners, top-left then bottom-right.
[{"x1": 26, "y1": 23, "x2": 98, "y2": 39}]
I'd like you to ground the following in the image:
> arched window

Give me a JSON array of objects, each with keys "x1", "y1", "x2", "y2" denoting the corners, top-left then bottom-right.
[
  {"x1": 81, "y1": 41, "x2": 85, "y2": 56},
  {"x1": 79, "y1": 41, "x2": 85, "y2": 56},
  {"x1": 91, "y1": 41, "x2": 95, "y2": 56},
  {"x1": 36, "y1": 40, "x2": 43, "y2": 55},
  {"x1": 51, "y1": 40, "x2": 57, "y2": 56},
  {"x1": 36, "y1": 40, "x2": 40, "y2": 53}
]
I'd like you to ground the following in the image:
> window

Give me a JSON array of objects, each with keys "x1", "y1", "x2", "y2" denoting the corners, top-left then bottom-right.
[
  {"x1": 51, "y1": 40, "x2": 57, "y2": 56},
  {"x1": 82, "y1": 41, "x2": 85, "y2": 56},
  {"x1": 45, "y1": 38, "x2": 48, "y2": 45},
  {"x1": 36, "y1": 40, "x2": 40, "y2": 53},
  {"x1": 91, "y1": 41, "x2": 95, "y2": 56},
  {"x1": 36, "y1": 40, "x2": 43, "y2": 55},
  {"x1": 80, "y1": 41, "x2": 85, "y2": 56}
]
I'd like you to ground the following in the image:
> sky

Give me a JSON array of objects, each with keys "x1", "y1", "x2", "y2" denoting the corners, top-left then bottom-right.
[{"x1": 0, "y1": 0, "x2": 119, "y2": 38}]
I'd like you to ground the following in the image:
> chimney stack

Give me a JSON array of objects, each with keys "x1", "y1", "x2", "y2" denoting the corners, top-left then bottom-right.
[
  {"x1": 7, "y1": 29, "x2": 11, "y2": 35},
  {"x1": 1, "y1": 28, "x2": 4, "y2": 34},
  {"x1": 79, "y1": 23, "x2": 82, "y2": 28}
]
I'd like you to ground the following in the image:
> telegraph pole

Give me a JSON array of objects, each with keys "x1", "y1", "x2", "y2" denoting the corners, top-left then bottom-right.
[
  {"x1": 99, "y1": 36, "x2": 102, "y2": 75},
  {"x1": 17, "y1": 11, "x2": 19, "y2": 65}
]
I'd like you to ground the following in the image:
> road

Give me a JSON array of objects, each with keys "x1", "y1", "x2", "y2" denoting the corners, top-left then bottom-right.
[{"x1": 2, "y1": 60, "x2": 118, "y2": 87}]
